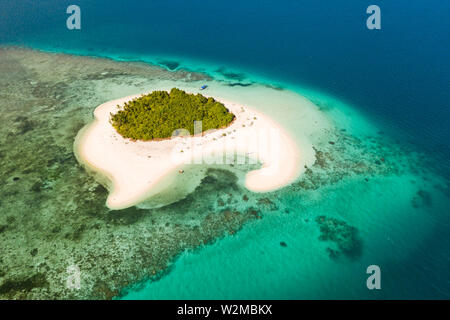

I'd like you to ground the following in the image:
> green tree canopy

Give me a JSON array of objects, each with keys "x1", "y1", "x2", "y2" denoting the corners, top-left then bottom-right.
[{"x1": 110, "y1": 88, "x2": 235, "y2": 140}]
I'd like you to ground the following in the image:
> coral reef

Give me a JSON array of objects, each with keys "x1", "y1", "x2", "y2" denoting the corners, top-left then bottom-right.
[
  {"x1": 0, "y1": 48, "x2": 257, "y2": 299},
  {"x1": 315, "y1": 216, "x2": 362, "y2": 260}
]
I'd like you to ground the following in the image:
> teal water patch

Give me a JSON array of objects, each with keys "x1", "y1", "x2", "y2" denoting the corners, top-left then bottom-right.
[{"x1": 121, "y1": 172, "x2": 448, "y2": 299}]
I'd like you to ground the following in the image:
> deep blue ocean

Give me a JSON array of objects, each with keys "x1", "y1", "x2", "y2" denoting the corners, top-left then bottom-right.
[{"x1": 0, "y1": 0, "x2": 448, "y2": 299}]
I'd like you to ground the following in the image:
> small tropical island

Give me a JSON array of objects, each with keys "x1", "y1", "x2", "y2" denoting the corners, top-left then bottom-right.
[
  {"x1": 111, "y1": 88, "x2": 235, "y2": 140},
  {"x1": 75, "y1": 87, "x2": 305, "y2": 210}
]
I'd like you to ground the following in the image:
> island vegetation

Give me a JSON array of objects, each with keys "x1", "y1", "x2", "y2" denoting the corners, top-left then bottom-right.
[{"x1": 110, "y1": 88, "x2": 235, "y2": 140}]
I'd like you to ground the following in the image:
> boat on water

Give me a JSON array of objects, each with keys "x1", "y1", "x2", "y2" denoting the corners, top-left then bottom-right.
[{"x1": 200, "y1": 85, "x2": 207, "y2": 90}]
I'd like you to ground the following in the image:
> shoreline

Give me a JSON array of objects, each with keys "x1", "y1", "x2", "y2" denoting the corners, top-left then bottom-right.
[{"x1": 74, "y1": 91, "x2": 306, "y2": 210}]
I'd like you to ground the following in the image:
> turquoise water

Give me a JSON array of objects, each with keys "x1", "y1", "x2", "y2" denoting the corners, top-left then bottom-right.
[
  {"x1": 124, "y1": 176, "x2": 448, "y2": 299},
  {"x1": 0, "y1": 0, "x2": 448, "y2": 299},
  {"x1": 118, "y1": 98, "x2": 449, "y2": 299}
]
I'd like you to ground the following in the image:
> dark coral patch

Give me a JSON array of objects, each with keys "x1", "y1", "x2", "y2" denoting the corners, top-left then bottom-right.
[
  {"x1": 107, "y1": 206, "x2": 149, "y2": 226},
  {"x1": 257, "y1": 197, "x2": 278, "y2": 211},
  {"x1": 315, "y1": 216, "x2": 362, "y2": 260},
  {"x1": 159, "y1": 60, "x2": 180, "y2": 71},
  {"x1": 215, "y1": 67, "x2": 246, "y2": 81},
  {"x1": 0, "y1": 274, "x2": 48, "y2": 296},
  {"x1": 411, "y1": 190, "x2": 432, "y2": 208},
  {"x1": 226, "y1": 82, "x2": 253, "y2": 87}
]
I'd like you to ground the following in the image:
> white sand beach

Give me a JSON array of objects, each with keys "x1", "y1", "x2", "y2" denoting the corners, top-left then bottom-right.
[{"x1": 74, "y1": 88, "x2": 327, "y2": 210}]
